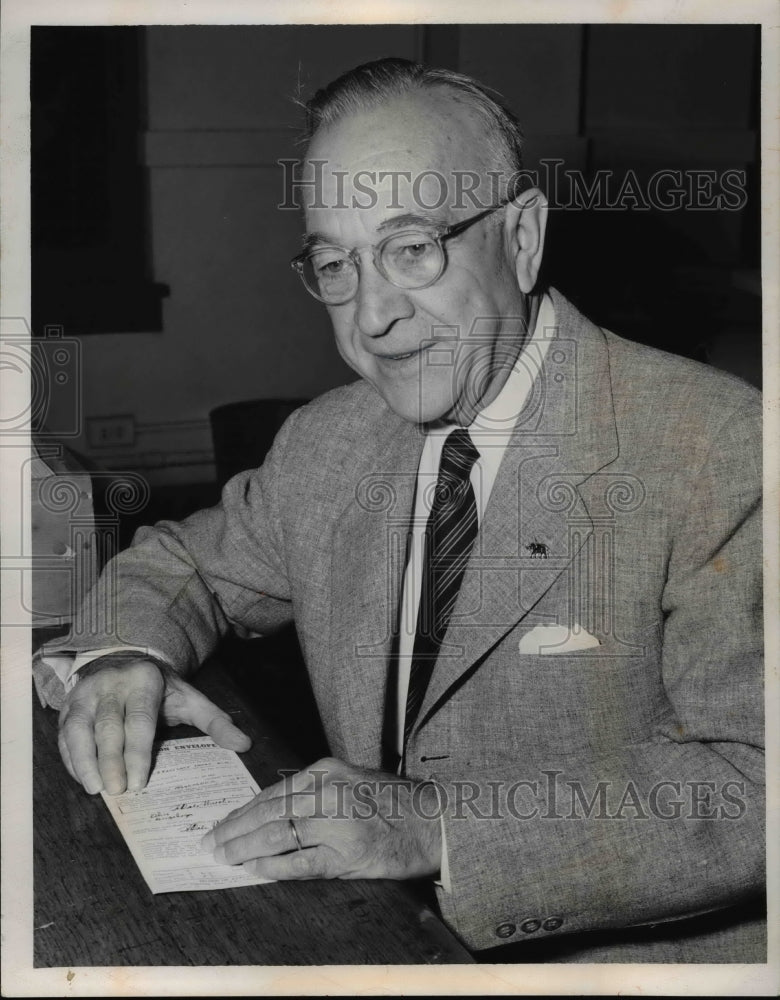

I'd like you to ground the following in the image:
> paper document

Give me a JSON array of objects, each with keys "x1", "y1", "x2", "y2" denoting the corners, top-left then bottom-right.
[{"x1": 102, "y1": 736, "x2": 272, "y2": 893}]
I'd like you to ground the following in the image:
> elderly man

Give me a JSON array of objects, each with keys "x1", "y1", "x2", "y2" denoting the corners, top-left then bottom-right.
[{"x1": 37, "y1": 58, "x2": 764, "y2": 962}]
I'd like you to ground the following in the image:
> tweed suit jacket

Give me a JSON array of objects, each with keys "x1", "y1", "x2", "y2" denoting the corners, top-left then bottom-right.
[{"x1": 51, "y1": 288, "x2": 765, "y2": 961}]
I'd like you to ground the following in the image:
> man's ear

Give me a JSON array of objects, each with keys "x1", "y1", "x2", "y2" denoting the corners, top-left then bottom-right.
[{"x1": 504, "y1": 186, "x2": 548, "y2": 294}]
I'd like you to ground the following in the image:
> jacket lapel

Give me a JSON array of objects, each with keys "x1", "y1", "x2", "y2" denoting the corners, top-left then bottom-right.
[
  {"x1": 414, "y1": 289, "x2": 621, "y2": 734},
  {"x1": 327, "y1": 406, "x2": 424, "y2": 766}
]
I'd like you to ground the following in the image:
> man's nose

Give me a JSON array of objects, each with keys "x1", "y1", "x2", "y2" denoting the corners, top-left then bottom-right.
[{"x1": 354, "y1": 257, "x2": 414, "y2": 338}]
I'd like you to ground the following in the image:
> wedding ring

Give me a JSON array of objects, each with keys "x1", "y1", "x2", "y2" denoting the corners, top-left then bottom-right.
[{"x1": 289, "y1": 818, "x2": 304, "y2": 851}]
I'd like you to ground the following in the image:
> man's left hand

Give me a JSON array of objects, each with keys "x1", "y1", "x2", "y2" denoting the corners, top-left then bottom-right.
[{"x1": 201, "y1": 756, "x2": 442, "y2": 880}]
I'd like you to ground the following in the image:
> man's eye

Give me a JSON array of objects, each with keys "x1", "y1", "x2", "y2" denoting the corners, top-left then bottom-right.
[
  {"x1": 388, "y1": 239, "x2": 437, "y2": 270},
  {"x1": 314, "y1": 257, "x2": 348, "y2": 276},
  {"x1": 398, "y1": 241, "x2": 433, "y2": 259}
]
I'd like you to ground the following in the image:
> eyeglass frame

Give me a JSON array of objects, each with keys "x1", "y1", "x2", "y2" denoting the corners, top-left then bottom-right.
[{"x1": 290, "y1": 199, "x2": 511, "y2": 304}]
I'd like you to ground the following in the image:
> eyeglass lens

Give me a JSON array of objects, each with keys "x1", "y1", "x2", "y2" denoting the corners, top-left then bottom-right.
[{"x1": 302, "y1": 231, "x2": 444, "y2": 303}]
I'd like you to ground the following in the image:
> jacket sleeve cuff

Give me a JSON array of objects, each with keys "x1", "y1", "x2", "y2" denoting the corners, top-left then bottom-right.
[{"x1": 33, "y1": 645, "x2": 172, "y2": 710}]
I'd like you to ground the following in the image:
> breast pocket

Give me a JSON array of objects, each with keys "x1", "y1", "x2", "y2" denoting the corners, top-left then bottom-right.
[{"x1": 487, "y1": 624, "x2": 673, "y2": 759}]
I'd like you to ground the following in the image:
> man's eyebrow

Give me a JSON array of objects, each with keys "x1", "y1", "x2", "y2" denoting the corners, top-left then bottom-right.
[
  {"x1": 301, "y1": 232, "x2": 334, "y2": 253},
  {"x1": 376, "y1": 212, "x2": 449, "y2": 233}
]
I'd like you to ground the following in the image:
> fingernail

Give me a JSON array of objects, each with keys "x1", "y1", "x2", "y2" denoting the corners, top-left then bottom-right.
[
  {"x1": 85, "y1": 780, "x2": 103, "y2": 795},
  {"x1": 213, "y1": 845, "x2": 226, "y2": 864},
  {"x1": 200, "y1": 831, "x2": 215, "y2": 851}
]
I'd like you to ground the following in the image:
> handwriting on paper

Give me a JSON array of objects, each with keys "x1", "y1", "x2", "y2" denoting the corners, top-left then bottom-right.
[{"x1": 101, "y1": 736, "x2": 273, "y2": 893}]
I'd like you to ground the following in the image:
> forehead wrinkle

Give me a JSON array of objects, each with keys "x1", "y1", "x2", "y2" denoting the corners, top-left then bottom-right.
[
  {"x1": 302, "y1": 210, "x2": 451, "y2": 253},
  {"x1": 308, "y1": 91, "x2": 495, "y2": 195}
]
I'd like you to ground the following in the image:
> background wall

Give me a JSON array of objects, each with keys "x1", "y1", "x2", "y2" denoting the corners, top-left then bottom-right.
[{"x1": 34, "y1": 23, "x2": 760, "y2": 499}]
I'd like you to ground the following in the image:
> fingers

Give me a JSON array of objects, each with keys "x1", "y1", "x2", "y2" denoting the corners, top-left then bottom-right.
[
  {"x1": 204, "y1": 758, "x2": 346, "y2": 862},
  {"x1": 201, "y1": 802, "x2": 259, "y2": 852},
  {"x1": 162, "y1": 679, "x2": 251, "y2": 753},
  {"x1": 207, "y1": 812, "x2": 335, "y2": 879},
  {"x1": 202, "y1": 773, "x2": 297, "y2": 836},
  {"x1": 57, "y1": 727, "x2": 77, "y2": 781},
  {"x1": 242, "y1": 845, "x2": 330, "y2": 881},
  {"x1": 61, "y1": 700, "x2": 106, "y2": 795},
  {"x1": 214, "y1": 794, "x2": 264, "y2": 825},
  {"x1": 206, "y1": 712, "x2": 251, "y2": 753},
  {"x1": 94, "y1": 693, "x2": 129, "y2": 794},
  {"x1": 211, "y1": 818, "x2": 302, "y2": 865},
  {"x1": 201, "y1": 793, "x2": 292, "y2": 851},
  {"x1": 58, "y1": 660, "x2": 253, "y2": 797},
  {"x1": 204, "y1": 764, "x2": 324, "y2": 848},
  {"x1": 203, "y1": 761, "x2": 442, "y2": 881},
  {"x1": 58, "y1": 660, "x2": 164, "y2": 795},
  {"x1": 122, "y1": 684, "x2": 164, "y2": 792}
]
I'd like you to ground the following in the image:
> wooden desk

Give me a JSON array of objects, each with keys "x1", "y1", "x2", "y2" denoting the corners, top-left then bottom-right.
[{"x1": 33, "y1": 658, "x2": 473, "y2": 966}]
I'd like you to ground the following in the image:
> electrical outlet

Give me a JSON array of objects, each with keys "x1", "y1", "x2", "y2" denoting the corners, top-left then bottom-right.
[{"x1": 86, "y1": 415, "x2": 136, "y2": 448}]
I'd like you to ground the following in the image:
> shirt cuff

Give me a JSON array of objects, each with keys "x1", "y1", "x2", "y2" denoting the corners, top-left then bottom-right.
[
  {"x1": 33, "y1": 645, "x2": 170, "y2": 710},
  {"x1": 435, "y1": 811, "x2": 452, "y2": 893},
  {"x1": 425, "y1": 781, "x2": 451, "y2": 894}
]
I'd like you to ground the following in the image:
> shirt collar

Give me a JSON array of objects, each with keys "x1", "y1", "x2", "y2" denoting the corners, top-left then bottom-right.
[{"x1": 427, "y1": 291, "x2": 555, "y2": 443}]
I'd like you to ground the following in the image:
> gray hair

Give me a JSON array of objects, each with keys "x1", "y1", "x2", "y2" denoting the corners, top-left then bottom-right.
[{"x1": 302, "y1": 57, "x2": 526, "y2": 200}]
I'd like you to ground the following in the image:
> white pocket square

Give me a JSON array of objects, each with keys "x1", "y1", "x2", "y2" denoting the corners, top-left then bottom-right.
[{"x1": 519, "y1": 624, "x2": 601, "y2": 655}]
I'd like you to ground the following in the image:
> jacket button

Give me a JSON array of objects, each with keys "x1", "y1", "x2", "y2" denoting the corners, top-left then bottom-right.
[
  {"x1": 520, "y1": 919, "x2": 541, "y2": 933},
  {"x1": 495, "y1": 922, "x2": 516, "y2": 938},
  {"x1": 542, "y1": 917, "x2": 563, "y2": 931}
]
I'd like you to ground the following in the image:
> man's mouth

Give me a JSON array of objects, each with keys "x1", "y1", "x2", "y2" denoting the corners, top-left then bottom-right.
[{"x1": 376, "y1": 345, "x2": 427, "y2": 362}]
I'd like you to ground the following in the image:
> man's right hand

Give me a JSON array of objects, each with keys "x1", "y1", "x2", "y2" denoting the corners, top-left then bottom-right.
[{"x1": 58, "y1": 657, "x2": 251, "y2": 795}]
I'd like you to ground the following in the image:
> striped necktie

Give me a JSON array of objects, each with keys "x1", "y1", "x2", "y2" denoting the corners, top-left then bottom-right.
[{"x1": 403, "y1": 427, "x2": 480, "y2": 752}]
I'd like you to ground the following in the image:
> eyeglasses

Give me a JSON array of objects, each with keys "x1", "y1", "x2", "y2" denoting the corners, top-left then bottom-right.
[{"x1": 290, "y1": 201, "x2": 509, "y2": 305}]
